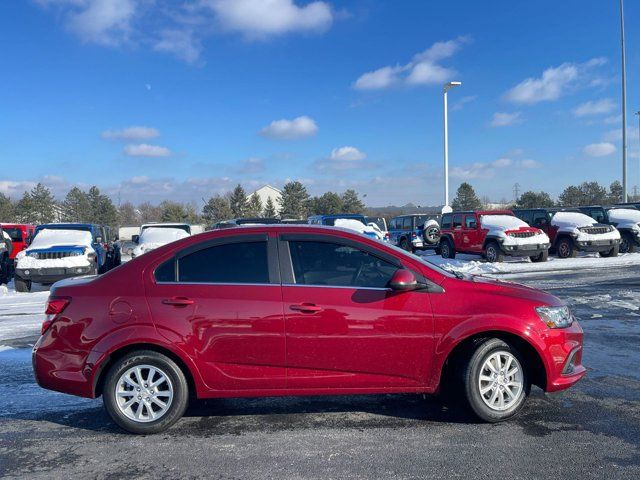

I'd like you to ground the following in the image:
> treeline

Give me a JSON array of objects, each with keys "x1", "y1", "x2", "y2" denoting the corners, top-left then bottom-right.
[
  {"x1": 0, "y1": 181, "x2": 366, "y2": 227},
  {"x1": 451, "y1": 180, "x2": 638, "y2": 211}
]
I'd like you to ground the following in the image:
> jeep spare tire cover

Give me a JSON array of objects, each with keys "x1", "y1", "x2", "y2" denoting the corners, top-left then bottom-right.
[{"x1": 423, "y1": 219, "x2": 441, "y2": 245}]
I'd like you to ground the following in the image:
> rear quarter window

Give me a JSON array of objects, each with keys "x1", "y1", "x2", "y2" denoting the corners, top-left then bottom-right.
[{"x1": 441, "y1": 214, "x2": 452, "y2": 229}]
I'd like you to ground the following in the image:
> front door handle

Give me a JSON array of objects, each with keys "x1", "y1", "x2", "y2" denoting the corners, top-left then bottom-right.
[
  {"x1": 162, "y1": 297, "x2": 194, "y2": 307},
  {"x1": 289, "y1": 303, "x2": 322, "y2": 314}
]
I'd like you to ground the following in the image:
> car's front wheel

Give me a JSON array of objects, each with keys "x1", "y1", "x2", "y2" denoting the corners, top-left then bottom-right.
[
  {"x1": 619, "y1": 233, "x2": 636, "y2": 254},
  {"x1": 530, "y1": 250, "x2": 548, "y2": 263},
  {"x1": 440, "y1": 239, "x2": 455, "y2": 259},
  {"x1": 463, "y1": 338, "x2": 529, "y2": 422},
  {"x1": 14, "y1": 277, "x2": 31, "y2": 292},
  {"x1": 599, "y1": 244, "x2": 620, "y2": 258},
  {"x1": 484, "y1": 241, "x2": 504, "y2": 263},
  {"x1": 103, "y1": 350, "x2": 189, "y2": 434}
]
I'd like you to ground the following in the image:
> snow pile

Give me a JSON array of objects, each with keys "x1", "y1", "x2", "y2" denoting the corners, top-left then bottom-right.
[
  {"x1": 0, "y1": 285, "x2": 8, "y2": 296},
  {"x1": 608, "y1": 209, "x2": 640, "y2": 230},
  {"x1": 480, "y1": 215, "x2": 527, "y2": 230},
  {"x1": 15, "y1": 229, "x2": 95, "y2": 269},
  {"x1": 334, "y1": 218, "x2": 384, "y2": 239},
  {"x1": 27, "y1": 229, "x2": 93, "y2": 250},
  {"x1": 132, "y1": 227, "x2": 190, "y2": 257}
]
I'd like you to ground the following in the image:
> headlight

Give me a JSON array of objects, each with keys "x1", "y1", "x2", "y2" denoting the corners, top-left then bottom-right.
[
  {"x1": 536, "y1": 306, "x2": 573, "y2": 329},
  {"x1": 70, "y1": 251, "x2": 82, "y2": 256}
]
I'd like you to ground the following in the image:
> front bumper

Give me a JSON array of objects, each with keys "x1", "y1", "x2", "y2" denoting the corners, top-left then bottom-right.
[
  {"x1": 575, "y1": 238, "x2": 620, "y2": 252},
  {"x1": 542, "y1": 320, "x2": 586, "y2": 393},
  {"x1": 16, "y1": 265, "x2": 94, "y2": 284},
  {"x1": 501, "y1": 242, "x2": 550, "y2": 257}
]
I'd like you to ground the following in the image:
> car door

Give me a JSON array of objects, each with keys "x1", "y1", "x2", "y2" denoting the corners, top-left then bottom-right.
[
  {"x1": 452, "y1": 214, "x2": 464, "y2": 249},
  {"x1": 461, "y1": 215, "x2": 481, "y2": 252},
  {"x1": 146, "y1": 234, "x2": 286, "y2": 391},
  {"x1": 279, "y1": 233, "x2": 434, "y2": 390}
]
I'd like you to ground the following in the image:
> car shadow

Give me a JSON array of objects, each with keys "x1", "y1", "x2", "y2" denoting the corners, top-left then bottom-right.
[{"x1": 30, "y1": 393, "x2": 479, "y2": 435}]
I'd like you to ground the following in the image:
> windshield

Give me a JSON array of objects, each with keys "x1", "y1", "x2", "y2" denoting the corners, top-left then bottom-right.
[
  {"x1": 3, "y1": 228, "x2": 23, "y2": 242},
  {"x1": 414, "y1": 215, "x2": 440, "y2": 229},
  {"x1": 365, "y1": 217, "x2": 386, "y2": 231}
]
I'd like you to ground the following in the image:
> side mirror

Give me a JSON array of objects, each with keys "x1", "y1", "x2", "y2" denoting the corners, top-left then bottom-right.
[
  {"x1": 389, "y1": 269, "x2": 420, "y2": 292},
  {"x1": 132, "y1": 235, "x2": 140, "y2": 244}
]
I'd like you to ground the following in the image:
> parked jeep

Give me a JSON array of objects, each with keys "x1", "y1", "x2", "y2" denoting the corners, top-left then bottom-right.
[
  {"x1": 388, "y1": 214, "x2": 441, "y2": 253},
  {"x1": 0, "y1": 227, "x2": 12, "y2": 285},
  {"x1": 513, "y1": 208, "x2": 620, "y2": 258},
  {"x1": 604, "y1": 208, "x2": 640, "y2": 253},
  {"x1": 131, "y1": 224, "x2": 191, "y2": 258},
  {"x1": 14, "y1": 223, "x2": 110, "y2": 292},
  {"x1": 307, "y1": 214, "x2": 383, "y2": 240},
  {"x1": 439, "y1": 210, "x2": 550, "y2": 262}
]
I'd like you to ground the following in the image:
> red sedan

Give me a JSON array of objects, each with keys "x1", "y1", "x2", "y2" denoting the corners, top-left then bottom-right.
[{"x1": 32, "y1": 225, "x2": 585, "y2": 434}]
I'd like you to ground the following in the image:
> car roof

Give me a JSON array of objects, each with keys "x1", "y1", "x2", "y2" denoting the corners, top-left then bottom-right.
[
  {"x1": 36, "y1": 223, "x2": 97, "y2": 229},
  {"x1": 445, "y1": 210, "x2": 513, "y2": 216},
  {"x1": 308, "y1": 213, "x2": 364, "y2": 218}
]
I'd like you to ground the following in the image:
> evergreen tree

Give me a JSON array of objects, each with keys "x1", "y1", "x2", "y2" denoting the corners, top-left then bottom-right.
[
  {"x1": 263, "y1": 197, "x2": 277, "y2": 218},
  {"x1": 202, "y1": 195, "x2": 232, "y2": 225},
  {"x1": 579, "y1": 181, "x2": 608, "y2": 205},
  {"x1": 558, "y1": 185, "x2": 582, "y2": 206},
  {"x1": 279, "y1": 181, "x2": 310, "y2": 219},
  {"x1": 451, "y1": 182, "x2": 482, "y2": 210},
  {"x1": 229, "y1": 184, "x2": 248, "y2": 217},
  {"x1": 341, "y1": 189, "x2": 365, "y2": 214},
  {"x1": 15, "y1": 183, "x2": 56, "y2": 224},
  {"x1": 246, "y1": 193, "x2": 263, "y2": 217},
  {"x1": 184, "y1": 203, "x2": 201, "y2": 224},
  {"x1": 310, "y1": 192, "x2": 343, "y2": 214},
  {"x1": 608, "y1": 181, "x2": 624, "y2": 204},
  {"x1": 0, "y1": 193, "x2": 15, "y2": 222},
  {"x1": 159, "y1": 201, "x2": 189, "y2": 222},
  {"x1": 86, "y1": 186, "x2": 117, "y2": 226},
  {"x1": 118, "y1": 202, "x2": 139, "y2": 226},
  {"x1": 515, "y1": 191, "x2": 555, "y2": 208},
  {"x1": 62, "y1": 187, "x2": 92, "y2": 222},
  {"x1": 138, "y1": 202, "x2": 162, "y2": 224}
]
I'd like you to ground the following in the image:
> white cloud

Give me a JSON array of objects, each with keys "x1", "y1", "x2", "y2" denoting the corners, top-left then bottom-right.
[
  {"x1": 353, "y1": 36, "x2": 469, "y2": 90},
  {"x1": 101, "y1": 126, "x2": 160, "y2": 141},
  {"x1": 67, "y1": 0, "x2": 137, "y2": 46},
  {"x1": 583, "y1": 142, "x2": 616, "y2": 157},
  {"x1": 259, "y1": 116, "x2": 318, "y2": 140},
  {"x1": 504, "y1": 58, "x2": 606, "y2": 104},
  {"x1": 518, "y1": 159, "x2": 541, "y2": 169},
  {"x1": 237, "y1": 157, "x2": 265, "y2": 174},
  {"x1": 490, "y1": 112, "x2": 522, "y2": 127},
  {"x1": 572, "y1": 98, "x2": 615, "y2": 117},
  {"x1": 154, "y1": 29, "x2": 202, "y2": 64},
  {"x1": 207, "y1": 0, "x2": 333, "y2": 39},
  {"x1": 450, "y1": 155, "x2": 539, "y2": 180},
  {"x1": 123, "y1": 144, "x2": 172, "y2": 157},
  {"x1": 330, "y1": 146, "x2": 366, "y2": 161}
]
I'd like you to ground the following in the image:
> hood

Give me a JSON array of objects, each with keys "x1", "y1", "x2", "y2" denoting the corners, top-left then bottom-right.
[
  {"x1": 27, "y1": 229, "x2": 93, "y2": 252},
  {"x1": 551, "y1": 211, "x2": 595, "y2": 229},
  {"x1": 453, "y1": 275, "x2": 564, "y2": 307}
]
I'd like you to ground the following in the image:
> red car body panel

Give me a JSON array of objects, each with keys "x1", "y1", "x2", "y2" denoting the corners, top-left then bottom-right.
[
  {"x1": 1, "y1": 223, "x2": 35, "y2": 259},
  {"x1": 32, "y1": 225, "x2": 585, "y2": 401}
]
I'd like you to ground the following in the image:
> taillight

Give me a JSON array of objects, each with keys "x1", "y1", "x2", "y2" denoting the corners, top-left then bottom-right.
[
  {"x1": 412, "y1": 232, "x2": 417, "y2": 238},
  {"x1": 42, "y1": 296, "x2": 71, "y2": 335}
]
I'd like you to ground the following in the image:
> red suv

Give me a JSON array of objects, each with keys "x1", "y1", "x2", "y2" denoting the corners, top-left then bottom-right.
[
  {"x1": 439, "y1": 210, "x2": 551, "y2": 262},
  {"x1": 33, "y1": 225, "x2": 584, "y2": 434},
  {"x1": 0, "y1": 223, "x2": 35, "y2": 282}
]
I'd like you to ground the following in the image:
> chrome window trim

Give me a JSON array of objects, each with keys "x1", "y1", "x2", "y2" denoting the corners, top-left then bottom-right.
[
  {"x1": 155, "y1": 281, "x2": 278, "y2": 287},
  {"x1": 281, "y1": 283, "x2": 391, "y2": 291}
]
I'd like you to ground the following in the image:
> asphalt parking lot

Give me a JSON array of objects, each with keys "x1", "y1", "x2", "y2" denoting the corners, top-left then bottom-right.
[{"x1": 1, "y1": 265, "x2": 639, "y2": 479}]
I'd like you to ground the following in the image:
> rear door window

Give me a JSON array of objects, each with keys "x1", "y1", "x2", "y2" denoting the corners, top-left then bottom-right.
[
  {"x1": 177, "y1": 241, "x2": 269, "y2": 284},
  {"x1": 452, "y1": 214, "x2": 463, "y2": 228},
  {"x1": 441, "y1": 214, "x2": 452, "y2": 229},
  {"x1": 402, "y1": 217, "x2": 412, "y2": 230}
]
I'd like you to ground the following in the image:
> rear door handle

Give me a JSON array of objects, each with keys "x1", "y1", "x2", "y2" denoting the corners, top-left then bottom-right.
[
  {"x1": 289, "y1": 303, "x2": 322, "y2": 314},
  {"x1": 162, "y1": 297, "x2": 194, "y2": 307}
]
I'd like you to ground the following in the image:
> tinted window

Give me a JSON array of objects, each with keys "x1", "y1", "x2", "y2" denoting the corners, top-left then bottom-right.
[
  {"x1": 531, "y1": 212, "x2": 547, "y2": 227},
  {"x1": 464, "y1": 216, "x2": 477, "y2": 228},
  {"x1": 389, "y1": 218, "x2": 397, "y2": 230},
  {"x1": 178, "y1": 241, "x2": 269, "y2": 284},
  {"x1": 452, "y1": 214, "x2": 463, "y2": 228},
  {"x1": 441, "y1": 214, "x2": 452, "y2": 229},
  {"x1": 155, "y1": 258, "x2": 175, "y2": 282},
  {"x1": 402, "y1": 217, "x2": 412, "y2": 230},
  {"x1": 4, "y1": 228, "x2": 23, "y2": 242},
  {"x1": 288, "y1": 241, "x2": 398, "y2": 288}
]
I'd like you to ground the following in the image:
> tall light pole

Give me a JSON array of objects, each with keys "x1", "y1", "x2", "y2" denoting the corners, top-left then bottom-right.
[
  {"x1": 443, "y1": 81, "x2": 462, "y2": 212},
  {"x1": 620, "y1": 0, "x2": 628, "y2": 202}
]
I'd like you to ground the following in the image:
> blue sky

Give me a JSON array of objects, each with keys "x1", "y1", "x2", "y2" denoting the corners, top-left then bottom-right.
[{"x1": 1, "y1": 0, "x2": 639, "y2": 207}]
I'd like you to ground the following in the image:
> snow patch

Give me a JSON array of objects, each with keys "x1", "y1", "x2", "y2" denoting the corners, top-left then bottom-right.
[
  {"x1": 334, "y1": 218, "x2": 384, "y2": 239},
  {"x1": 480, "y1": 215, "x2": 528, "y2": 230},
  {"x1": 132, "y1": 227, "x2": 190, "y2": 257},
  {"x1": 27, "y1": 229, "x2": 93, "y2": 250}
]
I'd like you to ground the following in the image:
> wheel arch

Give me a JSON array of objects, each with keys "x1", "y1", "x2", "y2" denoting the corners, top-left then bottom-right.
[
  {"x1": 552, "y1": 232, "x2": 575, "y2": 249},
  {"x1": 93, "y1": 342, "x2": 198, "y2": 399},
  {"x1": 437, "y1": 330, "x2": 547, "y2": 392},
  {"x1": 481, "y1": 236, "x2": 503, "y2": 251},
  {"x1": 439, "y1": 233, "x2": 454, "y2": 246}
]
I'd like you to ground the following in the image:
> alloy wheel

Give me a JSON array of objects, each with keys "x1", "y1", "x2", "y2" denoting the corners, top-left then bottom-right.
[
  {"x1": 115, "y1": 365, "x2": 174, "y2": 423},
  {"x1": 478, "y1": 351, "x2": 524, "y2": 411}
]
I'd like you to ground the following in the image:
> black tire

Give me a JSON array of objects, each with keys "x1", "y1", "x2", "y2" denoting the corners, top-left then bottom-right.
[
  {"x1": 103, "y1": 350, "x2": 189, "y2": 435},
  {"x1": 619, "y1": 232, "x2": 637, "y2": 254},
  {"x1": 0, "y1": 255, "x2": 9, "y2": 285},
  {"x1": 484, "y1": 241, "x2": 504, "y2": 263},
  {"x1": 556, "y1": 237, "x2": 576, "y2": 259},
  {"x1": 530, "y1": 250, "x2": 549, "y2": 263},
  {"x1": 14, "y1": 277, "x2": 31, "y2": 292},
  {"x1": 399, "y1": 237, "x2": 413, "y2": 253},
  {"x1": 440, "y1": 238, "x2": 455, "y2": 259},
  {"x1": 423, "y1": 225, "x2": 441, "y2": 246},
  {"x1": 461, "y1": 338, "x2": 530, "y2": 423},
  {"x1": 599, "y1": 244, "x2": 620, "y2": 258}
]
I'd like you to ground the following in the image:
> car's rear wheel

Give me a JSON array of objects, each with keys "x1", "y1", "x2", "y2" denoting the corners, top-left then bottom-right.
[
  {"x1": 463, "y1": 338, "x2": 529, "y2": 422},
  {"x1": 103, "y1": 350, "x2": 189, "y2": 434},
  {"x1": 440, "y1": 239, "x2": 455, "y2": 259},
  {"x1": 619, "y1": 233, "x2": 636, "y2": 254},
  {"x1": 484, "y1": 241, "x2": 504, "y2": 263},
  {"x1": 599, "y1": 244, "x2": 620, "y2": 258},
  {"x1": 14, "y1": 277, "x2": 31, "y2": 292},
  {"x1": 556, "y1": 238, "x2": 576, "y2": 259},
  {"x1": 530, "y1": 250, "x2": 548, "y2": 263}
]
